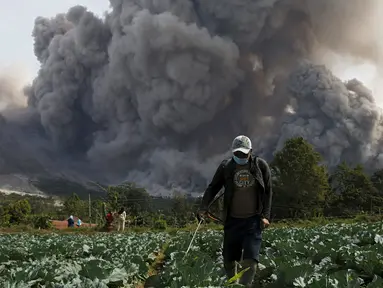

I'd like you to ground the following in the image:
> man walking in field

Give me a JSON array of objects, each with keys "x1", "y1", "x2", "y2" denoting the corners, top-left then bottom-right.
[{"x1": 198, "y1": 135, "x2": 273, "y2": 287}]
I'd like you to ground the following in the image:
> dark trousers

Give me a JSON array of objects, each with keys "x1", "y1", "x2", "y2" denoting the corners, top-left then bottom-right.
[{"x1": 223, "y1": 214, "x2": 263, "y2": 263}]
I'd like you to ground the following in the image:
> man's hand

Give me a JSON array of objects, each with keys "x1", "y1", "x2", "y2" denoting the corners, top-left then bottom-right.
[
  {"x1": 261, "y1": 218, "x2": 270, "y2": 229},
  {"x1": 197, "y1": 209, "x2": 208, "y2": 222}
]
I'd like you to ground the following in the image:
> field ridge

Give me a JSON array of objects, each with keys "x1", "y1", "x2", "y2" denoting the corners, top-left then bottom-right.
[{"x1": 141, "y1": 240, "x2": 170, "y2": 288}]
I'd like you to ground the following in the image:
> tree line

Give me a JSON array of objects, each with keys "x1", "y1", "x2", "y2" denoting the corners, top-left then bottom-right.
[
  {"x1": 271, "y1": 137, "x2": 383, "y2": 219},
  {"x1": 0, "y1": 137, "x2": 382, "y2": 229}
]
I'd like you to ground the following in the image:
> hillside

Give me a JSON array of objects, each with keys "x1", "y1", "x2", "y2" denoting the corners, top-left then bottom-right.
[
  {"x1": 0, "y1": 174, "x2": 45, "y2": 196},
  {"x1": 0, "y1": 174, "x2": 104, "y2": 199}
]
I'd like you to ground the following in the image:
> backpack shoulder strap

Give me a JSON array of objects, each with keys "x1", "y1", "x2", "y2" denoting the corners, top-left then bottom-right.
[
  {"x1": 222, "y1": 157, "x2": 235, "y2": 178},
  {"x1": 251, "y1": 155, "x2": 266, "y2": 188}
]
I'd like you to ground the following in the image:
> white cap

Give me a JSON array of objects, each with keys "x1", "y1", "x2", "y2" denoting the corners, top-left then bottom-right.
[{"x1": 232, "y1": 135, "x2": 252, "y2": 154}]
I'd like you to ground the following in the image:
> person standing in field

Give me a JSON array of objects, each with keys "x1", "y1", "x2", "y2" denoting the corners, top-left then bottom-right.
[
  {"x1": 105, "y1": 210, "x2": 114, "y2": 231},
  {"x1": 117, "y1": 207, "x2": 126, "y2": 232},
  {"x1": 67, "y1": 215, "x2": 74, "y2": 228},
  {"x1": 76, "y1": 218, "x2": 82, "y2": 227},
  {"x1": 198, "y1": 135, "x2": 273, "y2": 287}
]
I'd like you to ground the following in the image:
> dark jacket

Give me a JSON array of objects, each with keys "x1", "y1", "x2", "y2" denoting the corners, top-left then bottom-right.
[
  {"x1": 200, "y1": 155, "x2": 272, "y2": 223},
  {"x1": 67, "y1": 218, "x2": 74, "y2": 227}
]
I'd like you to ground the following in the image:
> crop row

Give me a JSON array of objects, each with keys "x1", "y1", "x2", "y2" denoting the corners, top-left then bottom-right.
[
  {"x1": 0, "y1": 232, "x2": 168, "y2": 287},
  {"x1": 0, "y1": 222, "x2": 382, "y2": 287}
]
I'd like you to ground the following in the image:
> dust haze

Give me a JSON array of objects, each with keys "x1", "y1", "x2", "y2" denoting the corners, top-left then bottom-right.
[{"x1": 1, "y1": 0, "x2": 383, "y2": 195}]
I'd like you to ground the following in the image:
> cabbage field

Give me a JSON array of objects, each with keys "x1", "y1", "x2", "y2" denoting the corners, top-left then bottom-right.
[{"x1": 0, "y1": 222, "x2": 382, "y2": 287}]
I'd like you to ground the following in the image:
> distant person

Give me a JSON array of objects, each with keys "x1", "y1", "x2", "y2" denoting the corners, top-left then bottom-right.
[
  {"x1": 117, "y1": 207, "x2": 126, "y2": 232},
  {"x1": 67, "y1": 215, "x2": 74, "y2": 228},
  {"x1": 105, "y1": 211, "x2": 114, "y2": 231},
  {"x1": 76, "y1": 218, "x2": 82, "y2": 227}
]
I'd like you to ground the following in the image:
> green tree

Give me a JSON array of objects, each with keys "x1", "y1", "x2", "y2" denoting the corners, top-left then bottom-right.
[
  {"x1": 171, "y1": 191, "x2": 188, "y2": 215},
  {"x1": 0, "y1": 206, "x2": 10, "y2": 226},
  {"x1": 371, "y1": 168, "x2": 383, "y2": 194},
  {"x1": 171, "y1": 191, "x2": 195, "y2": 227},
  {"x1": 330, "y1": 162, "x2": 382, "y2": 215},
  {"x1": 370, "y1": 168, "x2": 383, "y2": 213},
  {"x1": 106, "y1": 182, "x2": 152, "y2": 215},
  {"x1": 63, "y1": 193, "x2": 84, "y2": 217},
  {"x1": 271, "y1": 137, "x2": 330, "y2": 218},
  {"x1": 7, "y1": 199, "x2": 32, "y2": 224},
  {"x1": 29, "y1": 214, "x2": 53, "y2": 229},
  {"x1": 91, "y1": 199, "x2": 106, "y2": 225}
]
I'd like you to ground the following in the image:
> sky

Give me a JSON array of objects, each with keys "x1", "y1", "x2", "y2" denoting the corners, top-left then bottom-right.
[
  {"x1": 0, "y1": 0, "x2": 381, "y2": 105},
  {"x1": 0, "y1": 0, "x2": 110, "y2": 82}
]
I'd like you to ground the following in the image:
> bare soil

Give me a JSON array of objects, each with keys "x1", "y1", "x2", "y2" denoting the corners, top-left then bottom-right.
[{"x1": 51, "y1": 220, "x2": 97, "y2": 230}]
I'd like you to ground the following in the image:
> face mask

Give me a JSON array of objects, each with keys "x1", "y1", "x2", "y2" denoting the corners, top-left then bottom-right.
[{"x1": 233, "y1": 155, "x2": 248, "y2": 165}]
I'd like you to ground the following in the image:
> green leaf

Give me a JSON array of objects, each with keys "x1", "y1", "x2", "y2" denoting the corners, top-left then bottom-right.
[{"x1": 225, "y1": 267, "x2": 250, "y2": 286}]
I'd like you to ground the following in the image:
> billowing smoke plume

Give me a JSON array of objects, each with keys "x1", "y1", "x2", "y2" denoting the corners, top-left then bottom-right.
[{"x1": 1, "y1": 0, "x2": 383, "y2": 195}]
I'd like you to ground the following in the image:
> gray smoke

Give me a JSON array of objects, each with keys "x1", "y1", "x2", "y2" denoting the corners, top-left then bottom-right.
[{"x1": 1, "y1": 0, "x2": 383, "y2": 195}]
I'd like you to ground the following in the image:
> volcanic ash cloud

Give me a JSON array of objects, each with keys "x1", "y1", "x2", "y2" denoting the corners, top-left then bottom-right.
[{"x1": 1, "y1": 0, "x2": 383, "y2": 194}]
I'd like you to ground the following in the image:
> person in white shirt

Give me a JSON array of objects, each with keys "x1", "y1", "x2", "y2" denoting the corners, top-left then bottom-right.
[{"x1": 117, "y1": 207, "x2": 126, "y2": 232}]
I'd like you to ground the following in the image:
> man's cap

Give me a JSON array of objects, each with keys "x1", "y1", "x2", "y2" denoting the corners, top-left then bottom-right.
[{"x1": 232, "y1": 135, "x2": 252, "y2": 154}]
